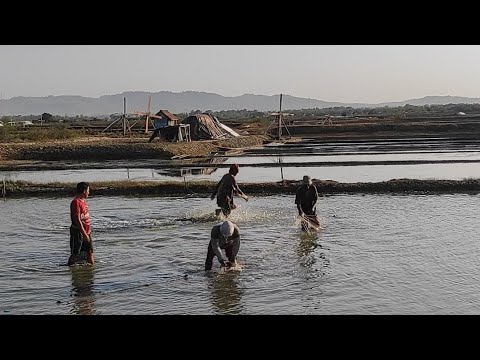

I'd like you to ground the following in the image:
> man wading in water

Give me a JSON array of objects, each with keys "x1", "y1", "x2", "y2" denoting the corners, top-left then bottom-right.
[
  {"x1": 68, "y1": 182, "x2": 94, "y2": 265},
  {"x1": 205, "y1": 220, "x2": 241, "y2": 271},
  {"x1": 295, "y1": 175, "x2": 320, "y2": 231},
  {"x1": 210, "y1": 164, "x2": 248, "y2": 217}
]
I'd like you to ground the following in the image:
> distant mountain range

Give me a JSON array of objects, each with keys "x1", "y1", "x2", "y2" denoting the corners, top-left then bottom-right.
[{"x1": 1, "y1": 91, "x2": 480, "y2": 116}]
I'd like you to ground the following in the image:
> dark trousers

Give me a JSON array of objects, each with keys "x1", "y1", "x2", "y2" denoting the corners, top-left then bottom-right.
[
  {"x1": 217, "y1": 195, "x2": 235, "y2": 217},
  {"x1": 303, "y1": 207, "x2": 316, "y2": 216},
  {"x1": 70, "y1": 226, "x2": 93, "y2": 254},
  {"x1": 205, "y1": 241, "x2": 235, "y2": 271}
]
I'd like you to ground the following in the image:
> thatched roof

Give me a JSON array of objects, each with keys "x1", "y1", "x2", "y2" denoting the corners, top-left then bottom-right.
[{"x1": 181, "y1": 114, "x2": 230, "y2": 140}]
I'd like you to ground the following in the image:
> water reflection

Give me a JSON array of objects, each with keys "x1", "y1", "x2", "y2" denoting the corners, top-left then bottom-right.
[
  {"x1": 158, "y1": 157, "x2": 227, "y2": 178},
  {"x1": 208, "y1": 272, "x2": 244, "y2": 315},
  {"x1": 297, "y1": 232, "x2": 319, "y2": 259},
  {"x1": 69, "y1": 265, "x2": 96, "y2": 315},
  {"x1": 296, "y1": 229, "x2": 331, "y2": 274},
  {"x1": 181, "y1": 167, "x2": 219, "y2": 177},
  {"x1": 270, "y1": 156, "x2": 285, "y2": 182}
]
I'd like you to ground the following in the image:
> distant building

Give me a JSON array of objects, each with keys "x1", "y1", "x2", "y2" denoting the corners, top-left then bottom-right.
[
  {"x1": 7, "y1": 120, "x2": 33, "y2": 127},
  {"x1": 154, "y1": 110, "x2": 179, "y2": 128},
  {"x1": 148, "y1": 110, "x2": 189, "y2": 143}
]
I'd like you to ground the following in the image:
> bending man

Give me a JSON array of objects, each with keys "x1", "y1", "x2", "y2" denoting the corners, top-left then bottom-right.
[{"x1": 205, "y1": 220, "x2": 240, "y2": 271}]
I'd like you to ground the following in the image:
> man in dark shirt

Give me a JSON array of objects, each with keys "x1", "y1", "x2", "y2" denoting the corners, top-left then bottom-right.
[
  {"x1": 295, "y1": 175, "x2": 319, "y2": 231},
  {"x1": 205, "y1": 220, "x2": 240, "y2": 271},
  {"x1": 211, "y1": 164, "x2": 248, "y2": 217}
]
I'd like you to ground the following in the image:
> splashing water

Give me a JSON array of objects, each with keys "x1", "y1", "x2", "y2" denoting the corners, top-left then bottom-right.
[
  {"x1": 94, "y1": 216, "x2": 174, "y2": 232},
  {"x1": 177, "y1": 202, "x2": 286, "y2": 225}
]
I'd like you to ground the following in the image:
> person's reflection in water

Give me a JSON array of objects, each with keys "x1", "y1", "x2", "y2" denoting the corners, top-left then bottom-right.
[
  {"x1": 296, "y1": 232, "x2": 322, "y2": 269},
  {"x1": 207, "y1": 272, "x2": 244, "y2": 315},
  {"x1": 296, "y1": 230, "x2": 330, "y2": 280},
  {"x1": 69, "y1": 265, "x2": 96, "y2": 315}
]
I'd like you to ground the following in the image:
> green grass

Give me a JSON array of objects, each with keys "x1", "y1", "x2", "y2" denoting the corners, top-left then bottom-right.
[{"x1": 0, "y1": 126, "x2": 85, "y2": 142}]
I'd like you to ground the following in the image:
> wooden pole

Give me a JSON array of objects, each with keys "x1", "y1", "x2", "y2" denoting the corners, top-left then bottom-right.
[
  {"x1": 278, "y1": 94, "x2": 283, "y2": 139},
  {"x1": 279, "y1": 157, "x2": 284, "y2": 182},
  {"x1": 145, "y1": 96, "x2": 151, "y2": 134},
  {"x1": 123, "y1": 97, "x2": 127, "y2": 136}
]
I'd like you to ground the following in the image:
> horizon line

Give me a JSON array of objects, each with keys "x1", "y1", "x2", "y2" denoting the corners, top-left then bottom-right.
[{"x1": 0, "y1": 91, "x2": 475, "y2": 105}]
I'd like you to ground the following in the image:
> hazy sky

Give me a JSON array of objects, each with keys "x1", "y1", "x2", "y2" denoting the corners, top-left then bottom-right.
[{"x1": 1, "y1": 45, "x2": 480, "y2": 103}]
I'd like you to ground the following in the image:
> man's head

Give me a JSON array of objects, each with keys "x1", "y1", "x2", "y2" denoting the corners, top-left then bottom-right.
[
  {"x1": 229, "y1": 164, "x2": 239, "y2": 176},
  {"x1": 220, "y1": 220, "x2": 235, "y2": 238},
  {"x1": 76, "y1": 182, "x2": 90, "y2": 197},
  {"x1": 303, "y1": 175, "x2": 312, "y2": 186}
]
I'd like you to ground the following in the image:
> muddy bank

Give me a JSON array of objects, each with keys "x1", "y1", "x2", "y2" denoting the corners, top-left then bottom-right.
[
  {"x1": 286, "y1": 115, "x2": 480, "y2": 139},
  {"x1": 0, "y1": 135, "x2": 269, "y2": 161},
  {"x1": 3, "y1": 178, "x2": 480, "y2": 198}
]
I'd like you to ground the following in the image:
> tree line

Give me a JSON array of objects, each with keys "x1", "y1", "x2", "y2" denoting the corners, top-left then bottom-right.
[{"x1": 3, "y1": 103, "x2": 480, "y2": 123}]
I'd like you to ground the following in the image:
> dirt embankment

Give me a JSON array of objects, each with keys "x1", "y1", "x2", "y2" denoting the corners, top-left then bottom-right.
[
  {"x1": 286, "y1": 116, "x2": 480, "y2": 140},
  {"x1": 0, "y1": 135, "x2": 269, "y2": 161},
  {"x1": 3, "y1": 178, "x2": 480, "y2": 198}
]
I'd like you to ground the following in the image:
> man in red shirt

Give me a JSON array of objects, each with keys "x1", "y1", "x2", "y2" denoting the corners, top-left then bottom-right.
[{"x1": 68, "y1": 182, "x2": 94, "y2": 265}]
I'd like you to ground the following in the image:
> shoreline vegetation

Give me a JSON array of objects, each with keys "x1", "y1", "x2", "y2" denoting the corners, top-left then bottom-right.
[{"x1": 3, "y1": 178, "x2": 480, "y2": 198}]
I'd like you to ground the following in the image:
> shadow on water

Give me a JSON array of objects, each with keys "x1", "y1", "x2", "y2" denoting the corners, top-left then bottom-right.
[
  {"x1": 207, "y1": 272, "x2": 244, "y2": 315},
  {"x1": 69, "y1": 265, "x2": 97, "y2": 315}
]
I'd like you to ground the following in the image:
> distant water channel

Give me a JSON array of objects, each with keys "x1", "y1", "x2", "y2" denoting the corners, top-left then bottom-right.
[
  {"x1": 1, "y1": 193, "x2": 480, "y2": 314},
  {"x1": 2, "y1": 159, "x2": 480, "y2": 184},
  {"x1": 3, "y1": 137, "x2": 480, "y2": 184}
]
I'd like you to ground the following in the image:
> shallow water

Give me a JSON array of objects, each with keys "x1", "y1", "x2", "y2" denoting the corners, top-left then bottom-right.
[
  {"x1": 1, "y1": 193, "x2": 480, "y2": 314},
  {"x1": 2, "y1": 161, "x2": 480, "y2": 183}
]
